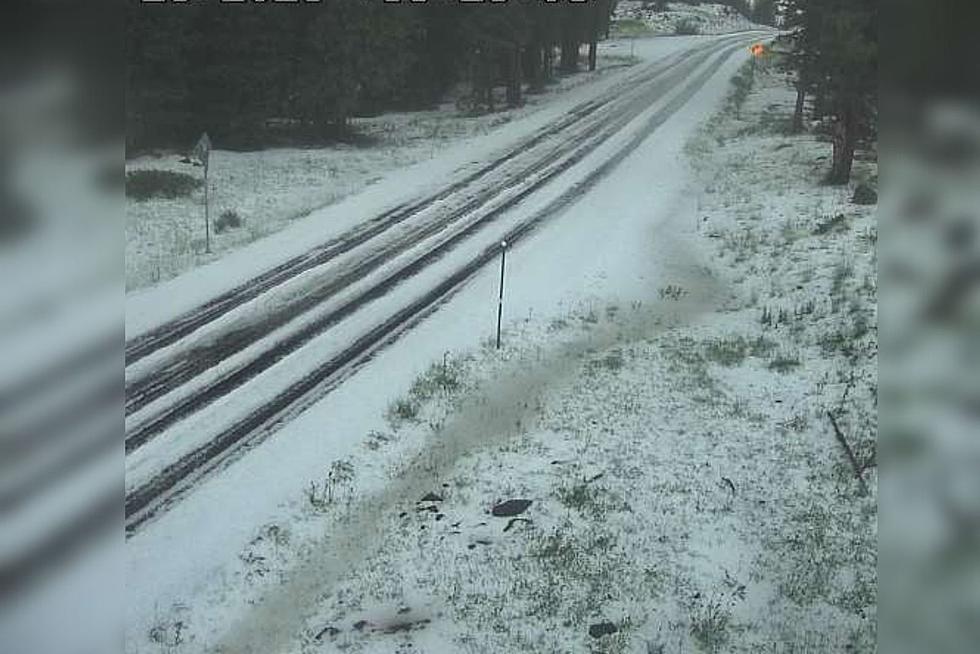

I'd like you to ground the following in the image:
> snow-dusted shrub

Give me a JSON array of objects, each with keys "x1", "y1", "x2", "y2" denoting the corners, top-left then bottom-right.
[
  {"x1": 386, "y1": 398, "x2": 419, "y2": 427},
  {"x1": 215, "y1": 209, "x2": 243, "y2": 233},
  {"x1": 674, "y1": 18, "x2": 701, "y2": 35},
  {"x1": 126, "y1": 169, "x2": 201, "y2": 201}
]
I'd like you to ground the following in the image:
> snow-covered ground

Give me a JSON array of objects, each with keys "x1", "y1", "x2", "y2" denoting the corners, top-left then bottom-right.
[
  {"x1": 123, "y1": 37, "x2": 876, "y2": 653},
  {"x1": 123, "y1": 38, "x2": 753, "y2": 505},
  {"x1": 124, "y1": 5, "x2": 767, "y2": 294},
  {"x1": 126, "y1": 43, "x2": 655, "y2": 292},
  {"x1": 613, "y1": 1, "x2": 759, "y2": 36},
  {"x1": 123, "y1": 35, "x2": 761, "y2": 339}
]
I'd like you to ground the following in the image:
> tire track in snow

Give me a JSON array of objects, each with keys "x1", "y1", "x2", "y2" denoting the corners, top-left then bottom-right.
[
  {"x1": 213, "y1": 215, "x2": 730, "y2": 654},
  {"x1": 124, "y1": 38, "x2": 753, "y2": 536},
  {"x1": 123, "y1": 36, "x2": 749, "y2": 453},
  {"x1": 123, "y1": 41, "x2": 719, "y2": 369}
]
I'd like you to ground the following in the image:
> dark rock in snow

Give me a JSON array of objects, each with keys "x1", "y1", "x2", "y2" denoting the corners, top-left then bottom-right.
[
  {"x1": 589, "y1": 621, "x2": 618, "y2": 638},
  {"x1": 420, "y1": 492, "x2": 443, "y2": 503},
  {"x1": 352, "y1": 620, "x2": 370, "y2": 632},
  {"x1": 382, "y1": 618, "x2": 431, "y2": 634},
  {"x1": 852, "y1": 183, "x2": 877, "y2": 205},
  {"x1": 491, "y1": 499, "x2": 532, "y2": 517}
]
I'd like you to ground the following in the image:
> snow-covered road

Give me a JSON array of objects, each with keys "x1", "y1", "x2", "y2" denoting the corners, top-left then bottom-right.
[
  {"x1": 125, "y1": 31, "x2": 769, "y2": 652},
  {"x1": 124, "y1": 33, "x2": 767, "y2": 532}
]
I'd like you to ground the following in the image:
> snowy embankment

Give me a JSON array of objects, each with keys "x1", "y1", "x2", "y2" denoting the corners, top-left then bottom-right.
[
  {"x1": 238, "y1": 58, "x2": 875, "y2": 653},
  {"x1": 614, "y1": 1, "x2": 759, "y2": 36},
  {"x1": 126, "y1": 46, "x2": 646, "y2": 292}
]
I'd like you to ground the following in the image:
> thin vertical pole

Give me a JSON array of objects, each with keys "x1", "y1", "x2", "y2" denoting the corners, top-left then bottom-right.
[
  {"x1": 496, "y1": 240, "x2": 507, "y2": 350},
  {"x1": 204, "y1": 164, "x2": 211, "y2": 254}
]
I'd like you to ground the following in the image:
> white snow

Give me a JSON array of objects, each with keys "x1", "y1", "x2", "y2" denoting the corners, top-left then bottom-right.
[
  {"x1": 614, "y1": 1, "x2": 760, "y2": 36},
  {"x1": 125, "y1": 35, "x2": 787, "y2": 652},
  {"x1": 125, "y1": 37, "x2": 712, "y2": 294},
  {"x1": 124, "y1": 40, "x2": 755, "y2": 495}
]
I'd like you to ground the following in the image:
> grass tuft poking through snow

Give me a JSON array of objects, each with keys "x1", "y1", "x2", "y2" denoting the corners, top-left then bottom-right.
[{"x1": 126, "y1": 169, "x2": 201, "y2": 201}]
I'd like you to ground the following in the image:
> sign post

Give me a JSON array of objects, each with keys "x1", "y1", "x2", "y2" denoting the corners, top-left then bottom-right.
[
  {"x1": 496, "y1": 240, "x2": 507, "y2": 350},
  {"x1": 749, "y1": 43, "x2": 766, "y2": 73},
  {"x1": 194, "y1": 132, "x2": 213, "y2": 254}
]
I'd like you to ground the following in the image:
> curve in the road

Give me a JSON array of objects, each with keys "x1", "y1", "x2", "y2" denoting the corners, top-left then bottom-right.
[
  {"x1": 124, "y1": 37, "x2": 755, "y2": 535},
  {"x1": 123, "y1": 35, "x2": 754, "y2": 451},
  {"x1": 123, "y1": 37, "x2": 742, "y2": 372}
]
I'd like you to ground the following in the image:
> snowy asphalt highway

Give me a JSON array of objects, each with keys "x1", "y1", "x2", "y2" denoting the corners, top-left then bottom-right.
[{"x1": 122, "y1": 33, "x2": 767, "y2": 535}]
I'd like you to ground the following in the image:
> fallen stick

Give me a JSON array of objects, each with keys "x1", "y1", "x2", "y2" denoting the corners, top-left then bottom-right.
[
  {"x1": 827, "y1": 410, "x2": 869, "y2": 495},
  {"x1": 503, "y1": 517, "x2": 532, "y2": 533},
  {"x1": 721, "y1": 476, "x2": 736, "y2": 496}
]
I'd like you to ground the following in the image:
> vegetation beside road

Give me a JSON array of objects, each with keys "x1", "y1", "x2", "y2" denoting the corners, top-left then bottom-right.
[{"x1": 166, "y1": 51, "x2": 878, "y2": 654}]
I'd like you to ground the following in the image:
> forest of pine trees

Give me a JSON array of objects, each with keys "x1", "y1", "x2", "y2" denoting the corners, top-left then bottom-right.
[
  {"x1": 126, "y1": 0, "x2": 613, "y2": 153},
  {"x1": 780, "y1": 0, "x2": 877, "y2": 184},
  {"x1": 127, "y1": 0, "x2": 875, "y2": 184}
]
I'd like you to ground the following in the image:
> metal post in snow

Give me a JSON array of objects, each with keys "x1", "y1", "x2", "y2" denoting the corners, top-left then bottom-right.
[
  {"x1": 195, "y1": 131, "x2": 213, "y2": 254},
  {"x1": 204, "y1": 162, "x2": 211, "y2": 254},
  {"x1": 496, "y1": 240, "x2": 507, "y2": 350}
]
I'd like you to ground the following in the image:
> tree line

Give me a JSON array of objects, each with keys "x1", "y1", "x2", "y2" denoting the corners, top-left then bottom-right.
[
  {"x1": 780, "y1": 0, "x2": 877, "y2": 184},
  {"x1": 126, "y1": 0, "x2": 613, "y2": 153}
]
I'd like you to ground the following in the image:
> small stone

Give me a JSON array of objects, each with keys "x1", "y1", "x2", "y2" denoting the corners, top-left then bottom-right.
[
  {"x1": 589, "y1": 621, "x2": 618, "y2": 638},
  {"x1": 491, "y1": 499, "x2": 532, "y2": 517},
  {"x1": 420, "y1": 492, "x2": 443, "y2": 503}
]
